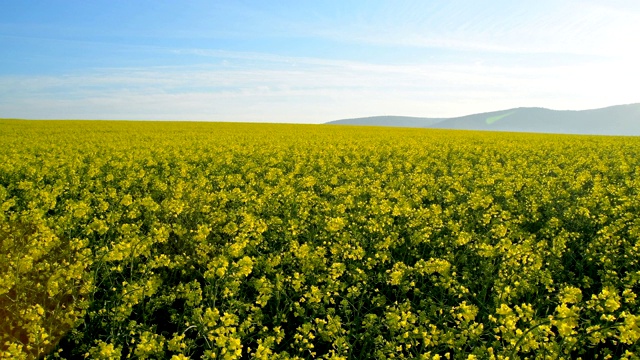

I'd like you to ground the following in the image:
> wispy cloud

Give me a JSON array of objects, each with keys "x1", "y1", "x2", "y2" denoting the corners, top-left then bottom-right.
[
  {"x1": 2, "y1": 46, "x2": 638, "y2": 122},
  {"x1": 305, "y1": 1, "x2": 640, "y2": 58}
]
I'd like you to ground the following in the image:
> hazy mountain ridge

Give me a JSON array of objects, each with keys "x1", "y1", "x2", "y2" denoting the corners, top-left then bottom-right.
[
  {"x1": 327, "y1": 103, "x2": 640, "y2": 135},
  {"x1": 327, "y1": 116, "x2": 445, "y2": 128}
]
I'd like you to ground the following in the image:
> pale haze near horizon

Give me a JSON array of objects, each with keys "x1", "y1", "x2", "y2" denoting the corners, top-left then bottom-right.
[{"x1": 1, "y1": 0, "x2": 639, "y2": 123}]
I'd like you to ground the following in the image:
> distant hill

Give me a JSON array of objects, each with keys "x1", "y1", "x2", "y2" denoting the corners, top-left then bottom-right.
[
  {"x1": 327, "y1": 103, "x2": 640, "y2": 135},
  {"x1": 328, "y1": 116, "x2": 444, "y2": 128}
]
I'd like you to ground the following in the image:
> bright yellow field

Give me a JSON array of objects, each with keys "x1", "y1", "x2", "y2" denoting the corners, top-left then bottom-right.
[{"x1": 1, "y1": 120, "x2": 639, "y2": 359}]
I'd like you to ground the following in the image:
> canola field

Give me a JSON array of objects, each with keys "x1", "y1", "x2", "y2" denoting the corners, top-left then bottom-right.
[{"x1": 1, "y1": 120, "x2": 639, "y2": 359}]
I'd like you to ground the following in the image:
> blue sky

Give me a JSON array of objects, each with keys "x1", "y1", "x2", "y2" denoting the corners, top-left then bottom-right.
[{"x1": 1, "y1": 0, "x2": 639, "y2": 122}]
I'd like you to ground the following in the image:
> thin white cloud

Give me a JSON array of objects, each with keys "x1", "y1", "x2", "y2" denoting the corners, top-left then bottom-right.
[
  {"x1": 305, "y1": 1, "x2": 640, "y2": 59},
  {"x1": 1, "y1": 45, "x2": 638, "y2": 122}
]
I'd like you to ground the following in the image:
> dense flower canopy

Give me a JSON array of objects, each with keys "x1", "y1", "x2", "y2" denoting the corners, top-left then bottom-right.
[{"x1": 1, "y1": 120, "x2": 639, "y2": 359}]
